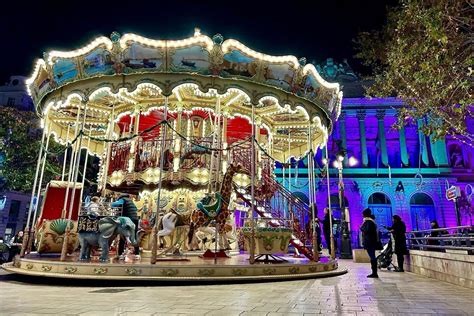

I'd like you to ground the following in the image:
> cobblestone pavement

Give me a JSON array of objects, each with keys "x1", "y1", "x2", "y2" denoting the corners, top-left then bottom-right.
[{"x1": 0, "y1": 260, "x2": 472, "y2": 315}]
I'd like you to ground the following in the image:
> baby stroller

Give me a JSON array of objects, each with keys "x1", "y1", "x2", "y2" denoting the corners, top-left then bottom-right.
[{"x1": 377, "y1": 233, "x2": 396, "y2": 270}]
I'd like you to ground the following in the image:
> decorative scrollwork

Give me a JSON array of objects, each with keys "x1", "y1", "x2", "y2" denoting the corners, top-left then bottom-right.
[
  {"x1": 64, "y1": 266, "x2": 77, "y2": 274},
  {"x1": 288, "y1": 267, "x2": 300, "y2": 274},
  {"x1": 126, "y1": 268, "x2": 142, "y2": 276},
  {"x1": 232, "y1": 268, "x2": 248, "y2": 276},
  {"x1": 160, "y1": 269, "x2": 178, "y2": 277},
  {"x1": 26, "y1": 263, "x2": 34, "y2": 270},
  {"x1": 198, "y1": 269, "x2": 215, "y2": 277},
  {"x1": 41, "y1": 265, "x2": 52, "y2": 272},
  {"x1": 94, "y1": 267, "x2": 108, "y2": 275},
  {"x1": 262, "y1": 268, "x2": 276, "y2": 275},
  {"x1": 308, "y1": 265, "x2": 318, "y2": 273}
]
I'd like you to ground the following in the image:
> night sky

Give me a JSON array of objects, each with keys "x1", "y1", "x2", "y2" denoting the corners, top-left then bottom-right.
[{"x1": 0, "y1": 0, "x2": 394, "y2": 83}]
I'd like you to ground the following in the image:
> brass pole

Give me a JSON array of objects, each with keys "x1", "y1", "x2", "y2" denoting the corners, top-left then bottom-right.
[
  {"x1": 325, "y1": 147, "x2": 336, "y2": 260},
  {"x1": 61, "y1": 100, "x2": 88, "y2": 261},
  {"x1": 307, "y1": 124, "x2": 319, "y2": 262},
  {"x1": 151, "y1": 97, "x2": 169, "y2": 264},
  {"x1": 249, "y1": 102, "x2": 256, "y2": 264},
  {"x1": 20, "y1": 122, "x2": 46, "y2": 257}
]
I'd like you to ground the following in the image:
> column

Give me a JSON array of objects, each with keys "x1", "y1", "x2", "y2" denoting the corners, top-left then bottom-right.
[
  {"x1": 398, "y1": 126, "x2": 409, "y2": 166},
  {"x1": 431, "y1": 137, "x2": 449, "y2": 167},
  {"x1": 417, "y1": 119, "x2": 429, "y2": 166},
  {"x1": 339, "y1": 111, "x2": 347, "y2": 165},
  {"x1": 376, "y1": 110, "x2": 388, "y2": 167},
  {"x1": 356, "y1": 110, "x2": 368, "y2": 167},
  {"x1": 428, "y1": 118, "x2": 449, "y2": 167}
]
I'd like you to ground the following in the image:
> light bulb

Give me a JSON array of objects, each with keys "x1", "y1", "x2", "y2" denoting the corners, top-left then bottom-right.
[{"x1": 348, "y1": 156, "x2": 358, "y2": 167}]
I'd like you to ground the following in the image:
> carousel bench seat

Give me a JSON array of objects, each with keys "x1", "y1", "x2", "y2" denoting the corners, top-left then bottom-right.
[{"x1": 36, "y1": 219, "x2": 79, "y2": 254}]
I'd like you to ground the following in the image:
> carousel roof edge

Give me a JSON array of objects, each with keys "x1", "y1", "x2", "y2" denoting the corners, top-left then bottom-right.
[{"x1": 26, "y1": 29, "x2": 342, "y2": 121}]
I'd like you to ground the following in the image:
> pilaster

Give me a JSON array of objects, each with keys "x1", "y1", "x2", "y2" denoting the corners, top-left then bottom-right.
[
  {"x1": 356, "y1": 110, "x2": 368, "y2": 167},
  {"x1": 376, "y1": 110, "x2": 388, "y2": 167}
]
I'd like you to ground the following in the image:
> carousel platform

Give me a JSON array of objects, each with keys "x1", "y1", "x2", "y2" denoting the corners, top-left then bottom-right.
[{"x1": 2, "y1": 252, "x2": 346, "y2": 282}]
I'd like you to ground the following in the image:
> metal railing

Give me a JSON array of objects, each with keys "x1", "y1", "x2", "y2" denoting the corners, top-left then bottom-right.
[
  {"x1": 79, "y1": 201, "x2": 123, "y2": 217},
  {"x1": 407, "y1": 225, "x2": 474, "y2": 253}
]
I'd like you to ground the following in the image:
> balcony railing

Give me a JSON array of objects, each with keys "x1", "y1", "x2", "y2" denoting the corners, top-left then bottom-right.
[{"x1": 407, "y1": 225, "x2": 474, "y2": 253}]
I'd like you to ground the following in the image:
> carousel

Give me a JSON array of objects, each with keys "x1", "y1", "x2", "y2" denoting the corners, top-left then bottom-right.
[{"x1": 2, "y1": 29, "x2": 346, "y2": 281}]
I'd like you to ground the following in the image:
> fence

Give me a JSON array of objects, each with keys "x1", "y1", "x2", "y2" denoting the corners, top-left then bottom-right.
[{"x1": 407, "y1": 225, "x2": 473, "y2": 253}]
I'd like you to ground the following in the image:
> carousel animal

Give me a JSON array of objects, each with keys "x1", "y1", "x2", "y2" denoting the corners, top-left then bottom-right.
[
  {"x1": 138, "y1": 210, "x2": 194, "y2": 251},
  {"x1": 78, "y1": 216, "x2": 137, "y2": 262},
  {"x1": 188, "y1": 163, "x2": 244, "y2": 250}
]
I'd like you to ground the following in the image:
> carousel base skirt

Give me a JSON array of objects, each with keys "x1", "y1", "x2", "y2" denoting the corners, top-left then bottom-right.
[{"x1": 2, "y1": 252, "x2": 347, "y2": 282}]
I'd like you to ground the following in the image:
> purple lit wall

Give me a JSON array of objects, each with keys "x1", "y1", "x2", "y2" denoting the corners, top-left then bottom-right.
[{"x1": 277, "y1": 97, "x2": 473, "y2": 244}]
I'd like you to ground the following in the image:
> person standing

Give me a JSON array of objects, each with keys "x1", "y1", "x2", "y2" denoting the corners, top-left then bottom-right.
[
  {"x1": 323, "y1": 207, "x2": 336, "y2": 256},
  {"x1": 386, "y1": 215, "x2": 408, "y2": 272},
  {"x1": 8, "y1": 231, "x2": 24, "y2": 261},
  {"x1": 360, "y1": 208, "x2": 378, "y2": 278},
  {"x1": 112, "y1": 194, "x2": 140, "y2": 259}
]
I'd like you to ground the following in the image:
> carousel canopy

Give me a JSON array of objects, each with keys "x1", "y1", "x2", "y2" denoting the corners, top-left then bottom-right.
[{"x1": 26, "y1": 29, "x2": 342, "y2": 161}]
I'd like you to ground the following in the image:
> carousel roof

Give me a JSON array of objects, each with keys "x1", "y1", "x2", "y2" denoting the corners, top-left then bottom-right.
[{"x1": 26, "y1": 29, "x2": 343, "y2": 161}]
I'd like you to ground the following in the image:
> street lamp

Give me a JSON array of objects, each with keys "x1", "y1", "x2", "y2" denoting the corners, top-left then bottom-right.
[
  {"x1": 324, "y1": 151, "x2": 357, "y2": 259},
  {"x1": 335, "y1": 151, "x2": 353, "y2": 259}
]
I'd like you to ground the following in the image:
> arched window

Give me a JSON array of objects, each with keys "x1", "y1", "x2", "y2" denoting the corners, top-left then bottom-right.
[
  {"x1": 292, "y1": 191, "x2": 309, "y2": 205},
  {"x1": 368, "y1": 192, "x2": 391, "y2": 205},
  {"x1": 410, "y1": 193, "x2": 436, "y2": 230},
  {"x1": 368, "y1": 192, "x2": 393, "y2": 238},
  {"x1": 410, "y1": 193, "x2": 434, "y2": 205}
]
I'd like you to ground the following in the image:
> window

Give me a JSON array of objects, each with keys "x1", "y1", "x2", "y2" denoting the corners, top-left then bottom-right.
[
  {"x1": 368, "y1": 192, "x2": 391, "y2": 205},
  {"x1": 7, "y1": 97, "x2": 15, "y2": 107},
  {"x1": 8, "y1": 200, "x2": 21, "y2": 222}
]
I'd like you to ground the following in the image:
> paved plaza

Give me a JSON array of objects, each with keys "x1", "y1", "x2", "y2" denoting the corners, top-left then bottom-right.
[{"x1": 0, "y1": 260, "x2": 473, "y2": 316}]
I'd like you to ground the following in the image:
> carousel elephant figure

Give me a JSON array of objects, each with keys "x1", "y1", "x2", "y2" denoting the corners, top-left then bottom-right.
[{"x1": 78, "y1": 216, "x2": 137, "y2": 262}]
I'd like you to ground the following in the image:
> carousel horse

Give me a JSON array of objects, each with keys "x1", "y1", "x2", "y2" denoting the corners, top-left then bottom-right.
[{"x1": 188, "y1": 163, "x2": 244, "y2": 250}]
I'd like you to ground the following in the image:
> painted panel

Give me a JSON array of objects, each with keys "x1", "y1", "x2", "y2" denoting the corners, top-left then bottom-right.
[
  {"x1": 222, "y1": 50, "x2": 255, "y2": 78},
  {"x1": 170, "y1": 45, "x2": 210, "y2": 74},
  {"x1": 304, "y1": 75, "x2": 323, "y2": 104},
  {"x1": 265, "y1": 63, "x2": 295, "y2": 92},
  {"x1": 52, "y1": 59, "x2": 78, "y2": 84},
  {"x1": 33, "y1": 67, "x2": 52, "y2": 99},
  {"x1": 83, "y1": 48, "x2": 114, "y2": 76},
  {"x1": 122, "y1": 43, "x2": 163, "y2": 73}
]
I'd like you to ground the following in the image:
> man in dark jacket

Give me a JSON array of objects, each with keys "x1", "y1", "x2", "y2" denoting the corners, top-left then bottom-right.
[
  {"x1": 112, "y1": 194, "x2": 139, "y2": 259},
  {"x1": 322, "y1": 207, "x2": 336, "y2": 256},
  {"x1": 360, "y1": 208, "x2": 378, "y2": 278},
  {"x1": 386, "y1": 215, "x2": 407, "y2": 272}
]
